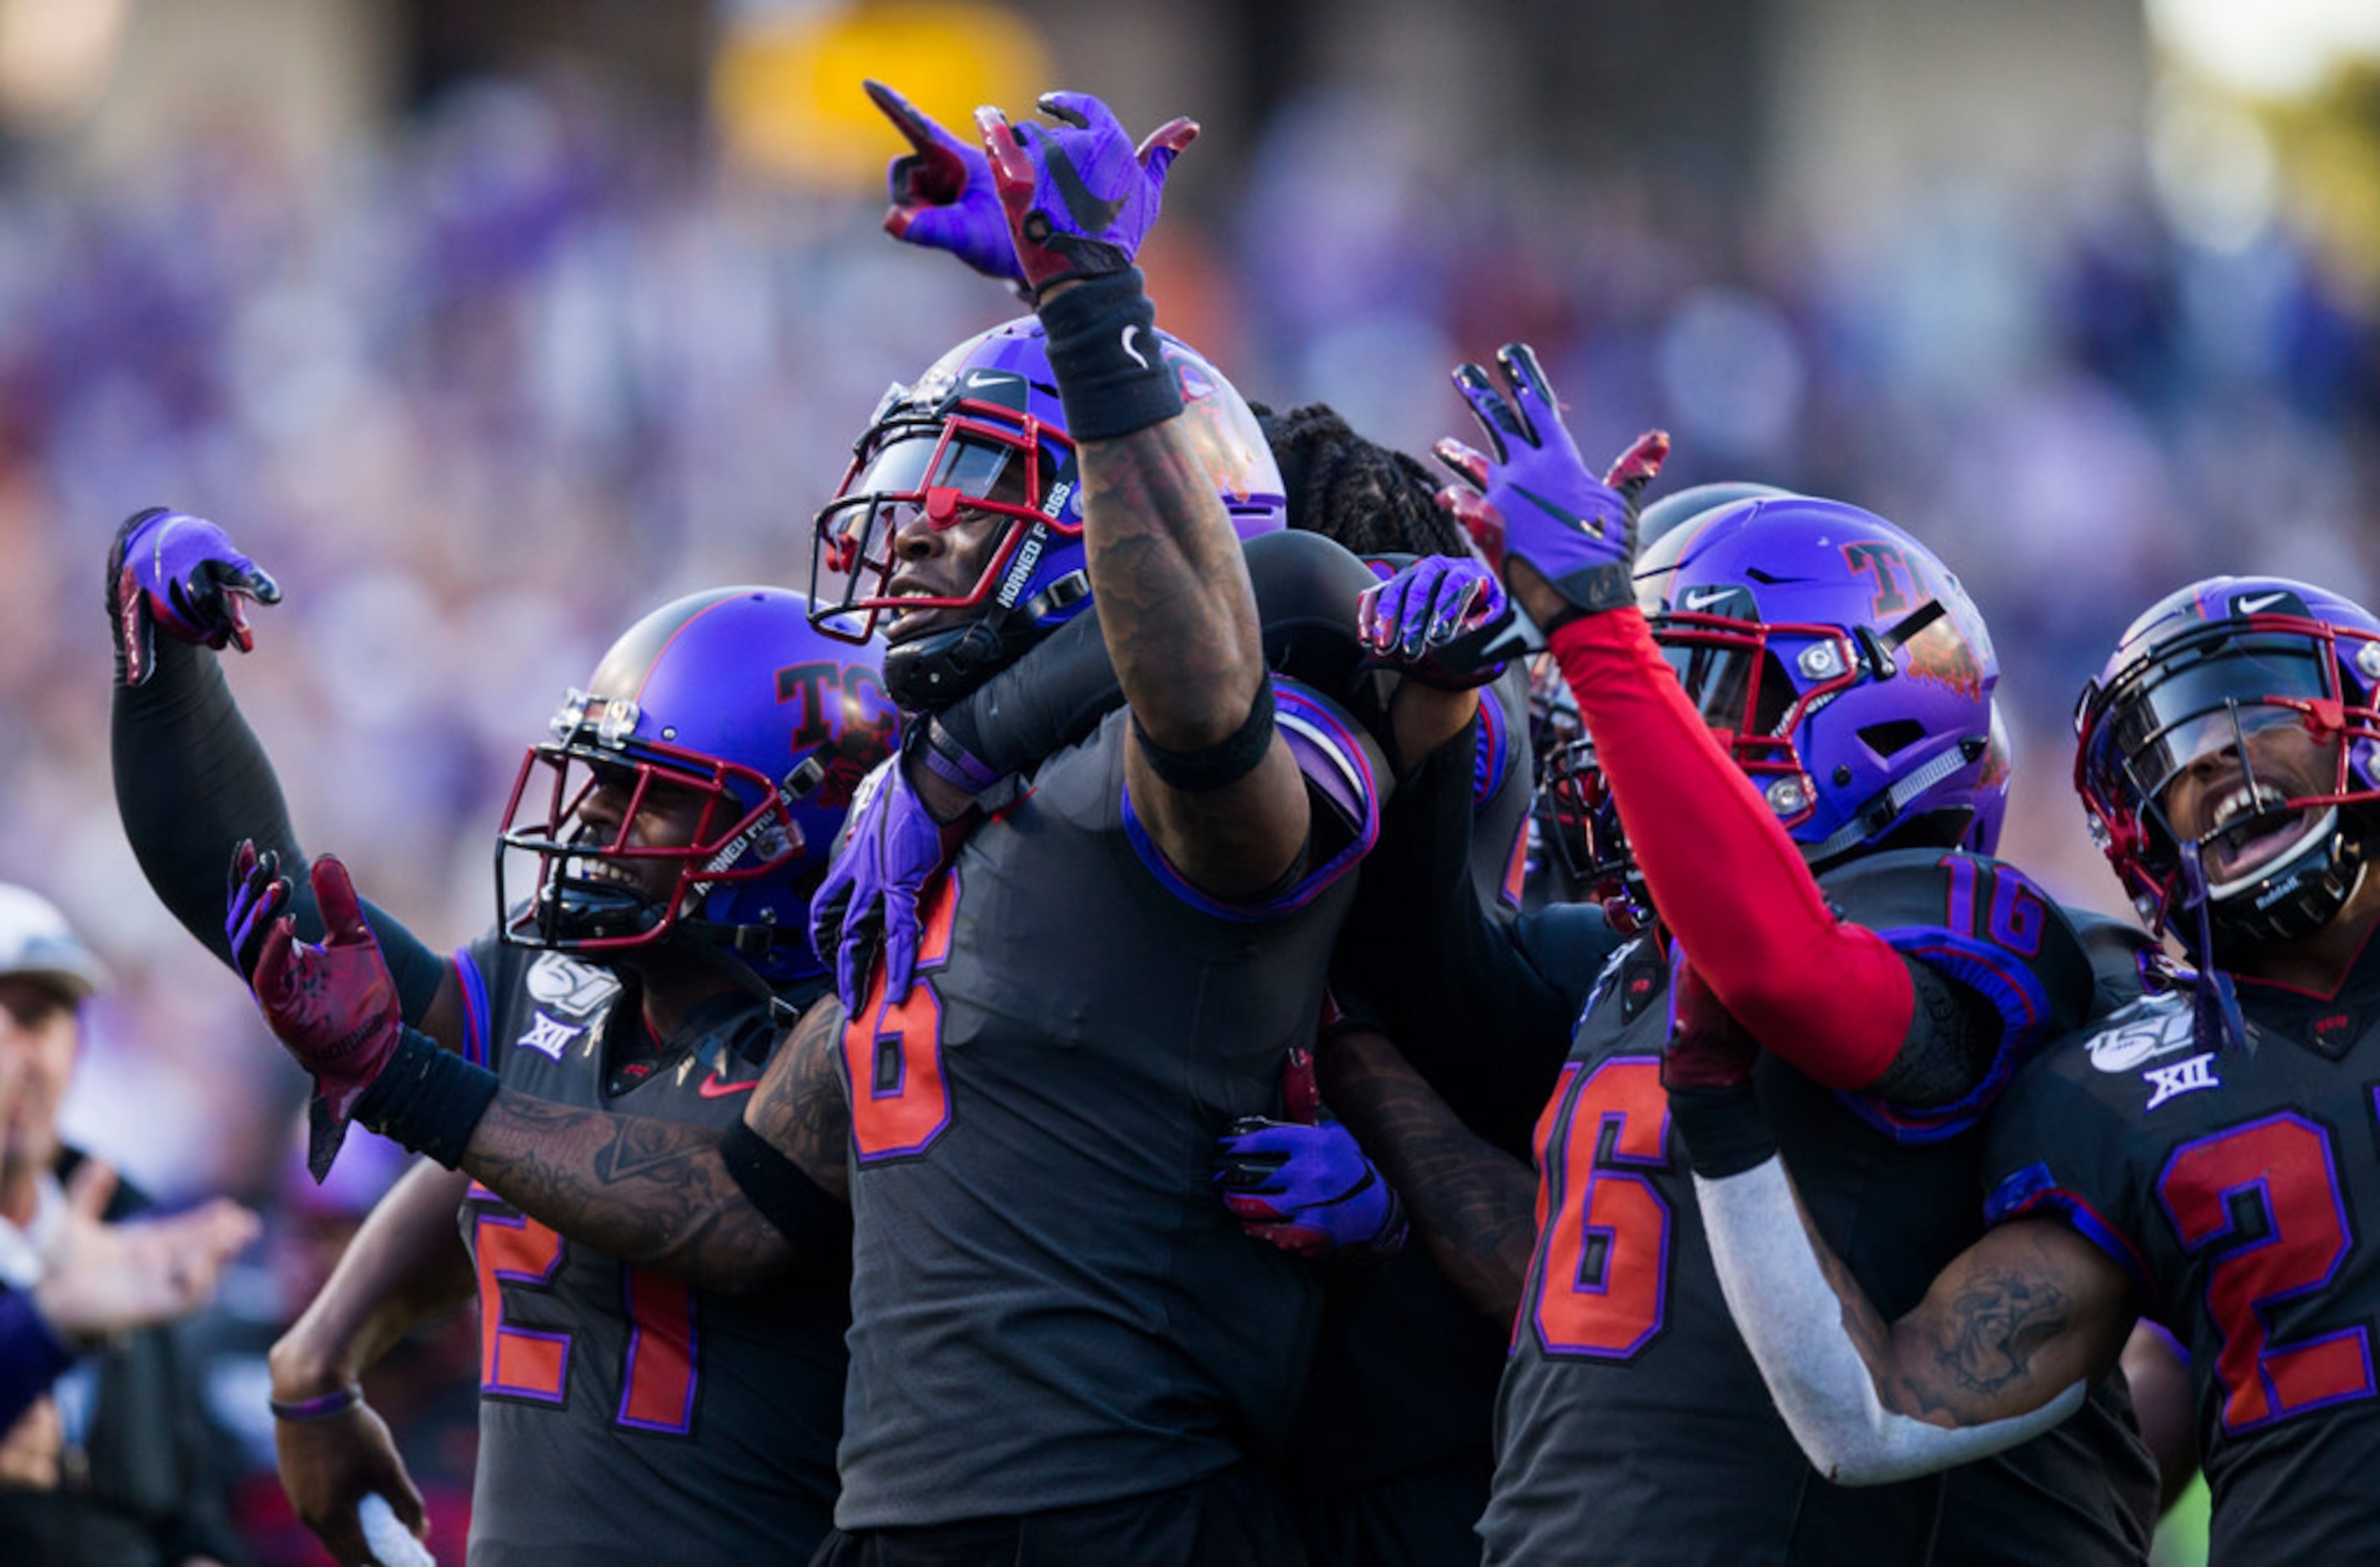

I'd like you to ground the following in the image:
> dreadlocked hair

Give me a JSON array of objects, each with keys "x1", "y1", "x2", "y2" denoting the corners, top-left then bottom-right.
[{"x1": 1254, "y1": 402, "x2": 1473, "y2": 558}]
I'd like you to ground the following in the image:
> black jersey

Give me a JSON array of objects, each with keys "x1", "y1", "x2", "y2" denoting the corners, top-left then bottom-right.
[
  {"x1": 1482, "y1": 849, "x2": 2157, "y2": 1567},
  {"x1": 451, "y1": 938, "x2": 848, "y2": 1566},
  {"x1": 1985, "y1": 925, "x2": 2380, "y2": 1562},
  {"x1": 1469, "y1": 662, "x2": 1536, "y2": 919},
  {"x1": 1276, "y1": 680, "x2": 1588, "y2": 1567},
  {"x1": 831, "y1": 678, "x2": 1386, "y2": 1530}
]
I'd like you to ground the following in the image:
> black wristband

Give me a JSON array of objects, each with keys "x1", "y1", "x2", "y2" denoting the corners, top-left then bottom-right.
[
  {"x1": 353, "y1": 1027, "x2": 500, "y2": 1168},
  {"x1": 1667, "y1": 1081, "x2": 1777, "y2": 1181},
  {"x1": 1130, "y1": 679, "x2": 1276, "y2": 794},
  {"x1": 1545, "y1": 561, "x2": 1639, "y2": 625},
  {"x1": 1036, "y1": 269, "x2": 1184, "y2": 441},
  {"x1": 720, "y1": 1121, "x2": 852, "y2": 1262}
]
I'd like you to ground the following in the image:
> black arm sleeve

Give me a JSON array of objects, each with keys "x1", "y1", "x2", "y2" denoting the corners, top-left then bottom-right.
[
  {"x1": 1864, "y1": 957, "x2": 2007, "y2": 1109},
  {"x1": 1332, "y1": 727, "x2": 1595, "y2": 1156},
  {"x1": 935, "y1": 530, "x2": 1382, "y2": 779},
  {"x1": 110, "y1": 635, "x2": 445, "y2": 1022},
  {"x1": 931, "y1": 601, "x2": 1120, "y2": 779}
]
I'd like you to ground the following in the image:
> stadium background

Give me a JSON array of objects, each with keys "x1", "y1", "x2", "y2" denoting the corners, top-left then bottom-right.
[{"x1": 0, "y1": 0, "x2": 2372, "y2": 1559}]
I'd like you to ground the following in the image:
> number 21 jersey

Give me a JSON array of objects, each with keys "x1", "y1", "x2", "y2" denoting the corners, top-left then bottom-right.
[{"x1": 454, "y1": 937, "x2": 848, "y2": 1566}]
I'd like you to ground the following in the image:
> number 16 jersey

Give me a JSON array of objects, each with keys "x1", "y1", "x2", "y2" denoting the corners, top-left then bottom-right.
[{"x1": 1483, "y1": 849, "x2": 2158, "y2": 1566}]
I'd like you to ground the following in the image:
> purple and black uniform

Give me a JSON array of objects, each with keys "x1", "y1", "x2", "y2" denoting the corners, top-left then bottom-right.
[
  {"x1": 829, "y1": 677, "x2": 1383, "y2": 1538},
  {"x1": 1467, "y1": 663, "x2": 1537, "y2": 920},
  {"x1": 1484, "y1": 849, "x2": 2159, "y2": 1567},
  {"x1": 1281, "y1": 676, "x2": 1572, "y2": 1567},
  {"x1": 1985, "y1": 932, "x2": 2380, "y2": 1560},
  {"x1": 453, "y1": 936, "x2": 846, "y2": 1566}
]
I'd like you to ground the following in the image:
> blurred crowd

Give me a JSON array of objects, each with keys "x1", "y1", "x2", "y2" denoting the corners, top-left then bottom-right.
[{"x1": 0, "y1": 66, "x2": 2367, "y2": 1558}]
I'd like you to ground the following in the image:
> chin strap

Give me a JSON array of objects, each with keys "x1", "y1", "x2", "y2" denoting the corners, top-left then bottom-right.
[
  {"x1": 883, "y1": 572, "x2": 1091, "y2": 713},
  {"x1": 2176, "y1": 840, "x2": 2249, "y2": 1056}
]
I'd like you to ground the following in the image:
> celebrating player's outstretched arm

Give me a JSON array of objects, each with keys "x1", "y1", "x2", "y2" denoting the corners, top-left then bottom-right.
[
  {"x1": 1678, "y1": 1006, "x2": 2136, "y2": 1483},
  {"x1": 1442, "y1": 348, "x2": 2025, "y2": 1105},
  {"x1": 971, "y1": 91, "x2": 1316, "y2": 899},
  {"x1": 230, "y1": 844, "x2": 853, "y2": 1293}
]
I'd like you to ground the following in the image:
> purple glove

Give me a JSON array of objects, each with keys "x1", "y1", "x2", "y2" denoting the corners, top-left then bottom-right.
[
  {"x1": 1433, "y1": 344, "x2": 1668, "y2": 626},
  {"x1": 1356, "y1": 554, "x2": 1514, "y2": 688},
  {"x1": 808, "y1": 758, "x2": 946, "y2": 1020},
  {"x1": 107, "y1": 507, "x2": 281, "y2": 687},
  {"x1": 975, "y1": 91, "x2": 1197, "y2": 296},
  {"x1": 1215, "y1": 1116, "x2": 1407, "y2": 1262},
  {"x1": 864, "y1": 79, "x2": 1024, "y2": 286},
  {"x1": 229, "y1": 844, "x2": 405, "y2": 1181}
]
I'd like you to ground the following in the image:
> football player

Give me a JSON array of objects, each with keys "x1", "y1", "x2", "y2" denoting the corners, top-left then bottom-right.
[
  {"x1": 225, "y1": 90, "x2": 1426, "y2": 1564},
  {"x1": 106, "y1": 511, "x2": 891, "y2": 1563},
  {"x1": 1323, "y1": 345, "x2": 2161, "y2": 1564},
  {"x1": 1690, "y1": 577, "x2": 2380, "y2": 1561}
]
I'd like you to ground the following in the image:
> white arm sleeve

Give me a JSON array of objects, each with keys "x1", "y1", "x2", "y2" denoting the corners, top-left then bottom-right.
[{"x1": 1694, "y1": 1158, "x2": 2088, "y2": 1485}]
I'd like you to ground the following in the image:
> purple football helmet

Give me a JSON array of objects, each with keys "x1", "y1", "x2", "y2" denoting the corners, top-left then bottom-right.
[
  {"x1": 1618, "y1": 495, "x2": 2005, "y2": 867},
  {"x1": 497, "y1": 587, "x2": 900, "y2": 985},
  {"x1": 810, "y1": 315, "x2": 1287, "y2": 708},
  {"x1": 2076, "y1": 577, "x2": 2380, "y2": 951}
]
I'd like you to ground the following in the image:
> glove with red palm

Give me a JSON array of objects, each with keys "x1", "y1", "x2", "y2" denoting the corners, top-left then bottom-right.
[
  {"x1": 1662, "y1": 950, "x2": 1775, "y2": 1180},
  {"x1": 1215, "y1": 1116, "x2": 1407, "y2": 1264},
  {"x1": 1433, "y1": 344, "x2": 1668, "y2": 627},
  {"x1": 1356, "y1": 553, "x2": 1517, "y2": 688},
  {"x1": 107, "y1": 507, "x2": 281, "y2": 687},
  {"x1": 229, "y1": 845, "x2": 408, "y2": 1182},
  {"x1": 864, "y1": 79, "x2": 1024, "y2": 288},
  {"x1": 974, "y1": 91, "x2": 1197, "y2": 296}
]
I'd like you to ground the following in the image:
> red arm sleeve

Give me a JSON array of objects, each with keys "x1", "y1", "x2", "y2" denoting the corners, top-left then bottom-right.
[{"x1": 1548, "y1": 608, "x2": 1911, "y2": 1089}]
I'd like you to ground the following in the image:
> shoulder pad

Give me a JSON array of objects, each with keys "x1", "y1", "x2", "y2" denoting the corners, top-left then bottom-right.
[
  {"x1": 2066, "y1": 908, "x2": 2156, "y2": 1020},
  {"x1": 1245, "y1": 530, "x2": 1378, "y2": 708}
]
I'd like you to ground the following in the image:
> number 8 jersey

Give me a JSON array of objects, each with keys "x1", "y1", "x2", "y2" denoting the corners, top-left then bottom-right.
[
  {"x1": 452, "y1": 936, "x2": 850, "y2": 1567},
  {"x1": 1985, "y1": 934, "x2": 2380, "y2": 1562},
  {"x1": 1483, "y1": 849, "x2": 2161, "y2": 1566}
]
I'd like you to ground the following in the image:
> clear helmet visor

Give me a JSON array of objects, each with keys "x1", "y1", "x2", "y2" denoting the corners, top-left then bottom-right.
[
  {"x1": 812, "y1": 419, "x2": 1052, "y2": 639},
  {"x1": 2107, "y1": 640, "x2": 2332, "y2": 802},
  {"x1": 1658, "y1": 631, "x2": 1796, "y2": 738}
]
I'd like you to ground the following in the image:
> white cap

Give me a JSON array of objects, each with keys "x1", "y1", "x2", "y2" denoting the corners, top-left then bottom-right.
[{"x1": 0, "y1": 885, "x2": 109, "y2": 1001}]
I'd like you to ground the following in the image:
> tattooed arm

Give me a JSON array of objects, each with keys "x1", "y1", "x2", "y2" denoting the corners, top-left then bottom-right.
[
  {"x1": 1078, "y1": 405, "x2": 1312, "y2": 899},
  {"x1": 455, "y1": 1000, "x2": 850, "y2": 1296},
  {"x1": 1319, "y1": 1026, "x2": 1539, "y2": 1321},
  {"x1": 1697, "y1": 1154, "x2": 2136, "y2": 1484}
]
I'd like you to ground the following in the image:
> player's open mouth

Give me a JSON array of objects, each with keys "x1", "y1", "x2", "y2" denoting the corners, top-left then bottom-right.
[
  {"x1": 573, "y1": 858, "x2": 644, "y2": 891},
  {"x1": 2201, "y1": 783, "x2": 2319, "y2": 883}
]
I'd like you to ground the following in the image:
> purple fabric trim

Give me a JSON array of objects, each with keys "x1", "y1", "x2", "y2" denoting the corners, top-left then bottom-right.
[
  {"x1": 269, "y1": 1383, "x2": 363, "y2": 1422},
  {"x1": 1120, "y1": 678, "x2": 1381, "y2": 923},
  {"x1": 1834, "y1": 925, "x2": 2056, "y2": 1144},
  {"x1": 922, "y1": 726, "x2": 1004, "y2": 795},
  {"x1": 1473, "y1": 691, "x2": 1513, "y2": 804},
  {"x1": 1985, "y1": 1161, "x2": 2158, "y2": 1308},
  {"x1": 454, "y1": 948, "x2": 492, "y2": 1069}
]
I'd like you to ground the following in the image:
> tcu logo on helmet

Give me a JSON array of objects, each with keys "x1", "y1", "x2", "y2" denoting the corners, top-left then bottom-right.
[{"x1": 777, "y1": 660, "x2": 898, "y2": 811}]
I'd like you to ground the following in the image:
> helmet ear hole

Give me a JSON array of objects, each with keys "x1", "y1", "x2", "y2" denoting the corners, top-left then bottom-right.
[{"x1": 1859, "y1": 719, "x2": 1926, "y2": 758}]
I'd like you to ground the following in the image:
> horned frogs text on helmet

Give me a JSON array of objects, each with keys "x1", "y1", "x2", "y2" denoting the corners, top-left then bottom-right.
[{"x1": 496, "y1": 587, "x2": 898, "y2": 985}]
